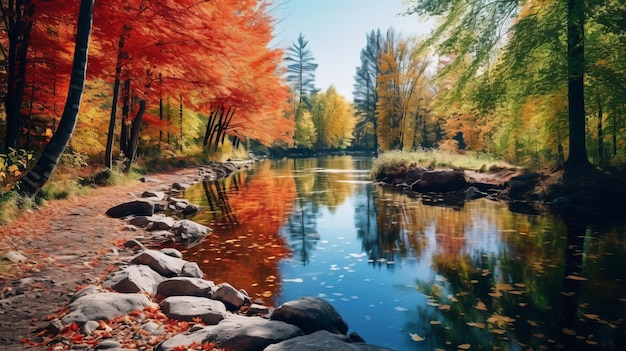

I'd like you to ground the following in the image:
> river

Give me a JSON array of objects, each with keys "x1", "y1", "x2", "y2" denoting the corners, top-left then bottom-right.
[{"x1": 181, "y1": 155, "x2": 626, "y2": 351}]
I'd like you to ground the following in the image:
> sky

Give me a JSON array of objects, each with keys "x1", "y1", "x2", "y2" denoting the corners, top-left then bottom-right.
[{"x1": 270, "y1": 0, "x2": 434, "y2": 101}]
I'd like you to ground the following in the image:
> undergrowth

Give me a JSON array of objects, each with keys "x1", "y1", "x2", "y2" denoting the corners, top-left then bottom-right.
[{"x1": 371, "y1": 149, "x2": 518, "y2": 179}]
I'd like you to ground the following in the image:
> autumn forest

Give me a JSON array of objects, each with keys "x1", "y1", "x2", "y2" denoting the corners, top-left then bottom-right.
[{"x1": 1, "y1": 0, "x2": 626, "y2": 195}]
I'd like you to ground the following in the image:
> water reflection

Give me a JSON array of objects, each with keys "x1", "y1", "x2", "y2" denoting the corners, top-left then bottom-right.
[{"x1": 181, "y1": 156, "x2": 626, "y2": 351}]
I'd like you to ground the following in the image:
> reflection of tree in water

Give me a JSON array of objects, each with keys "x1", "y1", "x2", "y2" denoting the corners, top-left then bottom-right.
[
  {"x1": 281, "y1": 199, "x2": 319, "y2": 265},
  {"x1": 200, "y1": 174, "x2": 240, "y2": 226}
]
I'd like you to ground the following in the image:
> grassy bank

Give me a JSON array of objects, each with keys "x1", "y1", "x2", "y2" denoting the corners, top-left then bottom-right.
[{"x1": 371, "y1": 150, "x2": 518, "y2": 179}]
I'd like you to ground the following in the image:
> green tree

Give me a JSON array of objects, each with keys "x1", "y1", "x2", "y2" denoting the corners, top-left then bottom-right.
[
  {"x1": 353, "y1": 29, "x2": 382, "y2": 151},
  {"x1": 285, "y1": 33, "x2": 318, "y2": 114}
]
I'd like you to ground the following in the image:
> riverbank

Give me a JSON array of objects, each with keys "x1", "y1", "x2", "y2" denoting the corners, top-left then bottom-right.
[{"x1": 0, "y1": 161, "x2": 391, "y2": 351}]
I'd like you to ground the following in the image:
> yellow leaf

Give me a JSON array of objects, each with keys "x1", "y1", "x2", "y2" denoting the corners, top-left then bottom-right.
[
  {"x1": 583, "y1": 314, "x2": 599, "y2": 320},
  {"x1": 409, "y1": 333, "x2": 424, "y2": 342},
  {"x1": 458, "y1": 343, "x2": 471, "y2": 350},
  {"x1": 467, "y1": 322, "x2": 485, "y2": 329},
  {"x1": 475, "y1": 301, "x2": 487, "y2": 311}
]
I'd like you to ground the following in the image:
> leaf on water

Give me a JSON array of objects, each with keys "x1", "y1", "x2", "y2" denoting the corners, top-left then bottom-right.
[
  {"x1": 585, "y1": 340, "x2": 599, "y2": 345},
  {"x1": 447, "y1": 294, "x2": 459, "y2": 303},
  {"x1": 495, "y1": 283, "x2": 514, "y2": 291},
  {"x1": 467, "y1": 322, "x2": 485, "y2": 329},
  {"x1": 470, "y1": 280, "x2": 479, "y2": 284},
  {"x1": 487, "y1": 314, "x2": 516, "y2": 324},
  {"x1": 475, "y1": 301, "x2": 487, "y2": 311},
  {"x1": 527, "y1": 320, "x2": 539, "y2": 327},
  {"x1": 261, "y1": 291, "x2": 272, "y2": 298},
  {"x1": 439, "y1": 304, "x2": 451, "y2": 311},
  {"x1": 409, "y1": 333, "x2": 424, "y2": 342},
  {"x1": 583, "y1": 314, "x2": 599, "y2": 320},
  {"x1": 491, "y1": 329, "x2": 506, "y2": 335},
  {"x1": 510, "y1": 291, "x2": 524, "y2": 295},
  {"x1": 430, "y1": 321, "x2": 441, "y2": 325},
  {"x1": 565, "y1": 275, "x2": 588, "y2": 281},
  {"x1": 457, "y1": 343, "x2": 471, "y2": 350},
  {"x1": 533, "y1": 333, "x2": 545, "y2": 339},
  {"x1": 518, "y1": 303, "x2": 528, "y2": 307},
  {"x1": 562, "y1": 328, "x2": 576, "y2": 336},
  {"x1": 514, "y1": 283, "x2": 526, "y2": 288},
  {"x1": 488, "y1": 291, "x2": 503, "y2": 298},
  {"x1": 428, "y1": 301, "x2": 441, "y2": 307}
]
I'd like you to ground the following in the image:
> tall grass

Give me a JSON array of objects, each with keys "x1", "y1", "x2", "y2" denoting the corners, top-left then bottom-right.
[{"x1": 371, "y1": 150, "x2": 517, "y2": 179}]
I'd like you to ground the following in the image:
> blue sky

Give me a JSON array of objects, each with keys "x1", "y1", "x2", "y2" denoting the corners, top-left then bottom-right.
[{"x1": 271, "y1": 0, "x2": 434, "y2": 101}]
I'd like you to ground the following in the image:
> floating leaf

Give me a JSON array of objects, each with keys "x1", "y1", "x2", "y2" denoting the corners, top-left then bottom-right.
[
  {"x1": 527, "y1": 320, "x2": 539, "y2": 327},
  {"x1": 488, "y1": 291, "x2": 503, "y2": 298},
  {"x1": 470, "y1": 280, "x2": 479, "y2": 284},
  {"x1": 491, "y1": 329, "x2": 506, "y2": 335},
  {"x1": 583, "y1": 314, "x2": 599, "y2": 320},
  {"x1": 562, "y1": 328, "x2": 576, "y2": 336},
  {"x1": 495, "y1": 283, "x2": 514, "y2": 291},
  {"x1": 430, "y1": 320, "x2": 441, "y2": 325},
  {"x1": 475, "y1": 301, "x2": 487, "y2": 311},
  {"x1": 458, "y1": 343, "x2": 471, "y2": 350},
  {"x1": 565, "y1": 275, "x2": 588, "y2": 281},
  {"x1": 409, "y1": 333, "x2": 425, "y2": 342},
  {"x1": 261, "y1": 291, "x2": 272, "y2": 298},
  {"x1": 467, "y1": 322, "x2": 485, "y2": 329},
  {"x1": 439, "y1": 304, "x2": 451, "y2": 311}
]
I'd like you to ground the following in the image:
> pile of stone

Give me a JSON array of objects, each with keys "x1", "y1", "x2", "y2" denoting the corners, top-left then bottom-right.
[{"x1": 55, "y1": 247, "x2": 391, "y2": 351}]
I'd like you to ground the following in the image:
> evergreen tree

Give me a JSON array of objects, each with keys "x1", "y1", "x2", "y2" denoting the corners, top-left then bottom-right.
[{"x1": 353, "y1": 29, "x2": 382, "y2": 151}]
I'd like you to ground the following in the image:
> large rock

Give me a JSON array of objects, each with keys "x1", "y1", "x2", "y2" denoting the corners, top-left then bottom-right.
[
  {"x1": 103, "y1": 265, "x2": 164, "y2": 296},
  {"x1": 270, "y1": 297, "x2": 349, "y2": 335},
  {"x1": 62, "y1": 292, "x2": 153, "y2": 325},
  {"x1": 159, "y1": 296, "x2": 227, "y2": 325},
  {"x1": 171, "y1": 220, "x2": 211, "y2": 241},
  {"x1": 157, "y1": 277, "x2": 214, "y2": 298},
  {"x1": 105, "y1": 200, "x2": 154, "y2": 218},
  {"x1": 128, "y1": 214, "x2": 176, "y2": 231},
  {"x1": 264, "y1": 330, "x2": 394, "y2": 351},
  {"x1": 130, "y1": 249, "x2": 187, "y2": 277},
  {"x1": 155, "y1": 316, "x2": 303, "y2": 351},
  {"x1": 212, "y1": 282, "x2": 250, "y2": 310},
  {"x1": 411, "y1": 170, "x2": 468, "y2": 192},
  {"x1": 181, "y1": 262, "x2": 204, "y2": 278}
]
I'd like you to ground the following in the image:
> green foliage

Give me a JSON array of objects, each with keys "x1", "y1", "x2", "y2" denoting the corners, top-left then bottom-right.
[{"x1": 0, "y1": 148, "x2": 33, "y2": 190}]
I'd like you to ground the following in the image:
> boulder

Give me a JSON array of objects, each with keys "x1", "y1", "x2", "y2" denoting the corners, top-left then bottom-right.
[
  {"x1": 270, "y1": 297, "x2": 349, "y2": 335},
  {"x1": 212, "y1": 282, "x2": 250, "y2": 310},
  {"x1": 404, "y1": 167, "x2": 428, "y2": 185},
  {"x1": 160, "y1": 248, "x2": 183, "y2": 259},
  {"x1": 181, "y1": 261, "x2": 204, "y2": 278},
  {"x1": 264, "y1": 330, "x2": 394, "y2": 351},
  {"x1": 105, "y1": 200, "x2": 154, "y2": 218},
  {"x1": 155, "y1": 316, "x2": 303, "y2": 351},
  {"x1": 141, "y1": 190, "x2": 166, "y2": 200},
  {"x1": 128, "y1": 214, "x2": 176, "y2": 231},
  {"x1": 411, "y1": 170, "x2": 468, "y2": 193},
  {"x1": 103, "y1": 265, "x2": 164, "y2": 296},
  {"x1": 159, "y1": 296, "x2": 227, "y2": 325},
  {"x1": 62, "y1": 292, "x2": 153, "y2": 325},
  {"x1": 508, "y1": 173, "x2": 539, "y2": 199},
  {"x1": 130, "y1": 250, "x2": 187, "y2": 277},
  {"x1": 171, "y1": 220, "x2": 211, "y2": 241},
  {"x1": 157, "y1": 277, "x2": 214, "y2": 298}
]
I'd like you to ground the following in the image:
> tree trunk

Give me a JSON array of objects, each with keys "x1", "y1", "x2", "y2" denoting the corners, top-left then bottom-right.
[
  {"x1": 597, "y1": 93, "x2": 603, "y2": 167},
  {"x1": 104, "y1": 26, "x2": 130, "y2": 168},
  {"x1": 120, "y1": 79, "x2": 131, "y2": 156},
  {"x1": 124, "y1": 99, "x2": 146, "y2": 171},
  {"x1": 4, "y1": 0, "x2": 35, "y2": 152},
  {"x1": 563, "y1": 0, "x2": 591, "y2": 174},
  {"x1": 18, "y1": 0, "x2": 93, "y2": 197}
]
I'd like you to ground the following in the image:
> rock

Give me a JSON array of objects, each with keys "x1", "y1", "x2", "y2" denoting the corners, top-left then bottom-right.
[
  {"x1": 81, "y1": 320, "x2": 100, "y2": 335},
  {"x1": 181, "y1": 203, "x2": 201, "y2": 216},
  {"x1": 106, "y1": 200, "x2": 154, "y2": 218},
  {"x1": 508, "y1": 173, "x2": 539, "y2": 199},
  {"x1": 160, "y1": 248, "x2": 183, "y2": 259},
  {"x1": 159, "y1": 296, "x2": 227, "y2": 325},
  {"x1": 181, "y1": 262, "x2": 204, "y2": 278},
  {"x1": 172, "y1": 182, "x2": 191, "y2": 191},
  {"x1": 246, "y1": 303, "x2": 271, "y2": 316},
  {"x1": 69, "y1": 285, "x2": 107, "y2": 304},
  {"x1": 141, "y1": 190, "x2": 166, "y2": 200},
  {"x1": 103, "y1": 265, "x2": 164, "y2": 296},
  {"x1": 411, "y1": 170, "x2": 468, "y2": 192},
  {"x1": 155, "y1": 316, "x2": 303, "y2": 351},
  {"x1": 212, "y1": 282, "x2": 250, "y2": 310},
  {"x1": 62, "y1": 292, "x2": 153, "y2": 325},
  {"x1": 171, "y1": 219, "x2": 211, "y2": 241},
  {"x1": 465, "y1": 186, "x2": 487, "y2": 200},
  {"x1": 2, "y1": 251, "x2": 28, "y2": 263},
  {"x1": 95, "y1": 340, "x2": 124, "y2": 349},
  {"x1": 270, "y1": 297, "x2": 349, "y2": 335},
  {"x1": 130, "y1": 250, "x2": 187, "y2": 277},
  {"x1": 404, "y1": 167, "x2": 428, "y2": 184},
  {"x1": 128, "y1": 214, "x2": 176, "y2": 231},
  {"x1": 264, "y1": 330, "x2": 393, "y2": 351},
  {"x1": 142, "y1": 321, "x2": 166, "y2": 335},
  {"x1": 157, "y1": 277, "x2": 214, "y2": 298}
]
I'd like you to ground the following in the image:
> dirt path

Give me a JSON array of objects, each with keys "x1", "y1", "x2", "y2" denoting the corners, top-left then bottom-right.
[{"x1": 0, "y1": 168, "x2": 200, "y2": 350}]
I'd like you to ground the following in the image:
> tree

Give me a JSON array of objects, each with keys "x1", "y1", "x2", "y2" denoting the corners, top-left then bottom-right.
[
  {"x1": 309, "y1": 86, "x2": 355, "y2": 149},
  {"x1": 285, "y1": 33, "x2": 318, "y2": 116},
  {"x1": 17, "y1": 0, "x2": 93, "y2": 197},
  {"x1": 353, "y1": 29, "x2": 382, "y2": 151}
]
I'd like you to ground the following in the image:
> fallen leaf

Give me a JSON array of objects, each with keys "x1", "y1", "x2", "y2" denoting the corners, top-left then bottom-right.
[
  {"x1": 410, "y1": 333, "x2": 425, "y2": 342},
  {"x1": 565, "y1": 275, "x2": 588, "y2": 281},
  {"x1": 430, "y1": 321, "x2": 441, "y2": 325},
  {"x1": 467, "y1": 322, "x2": 485, "y2": 329},
  {"x1": 583, "y1": 314, "x2": 599, "y2": 320},
  {"x1": 475, "y1": 301, "x2": 487, "y2": 311},
  {"x1": 458, "y1": 343, "x2": 471, "y2": 350},
  {"x1": 562, "y1": 328, "x2": 576, "y2": 336}
]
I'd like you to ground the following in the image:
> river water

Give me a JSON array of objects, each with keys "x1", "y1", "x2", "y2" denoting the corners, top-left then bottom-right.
[{"x1": 181, "y1": 155, "x2": 626, "y2": 351}]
